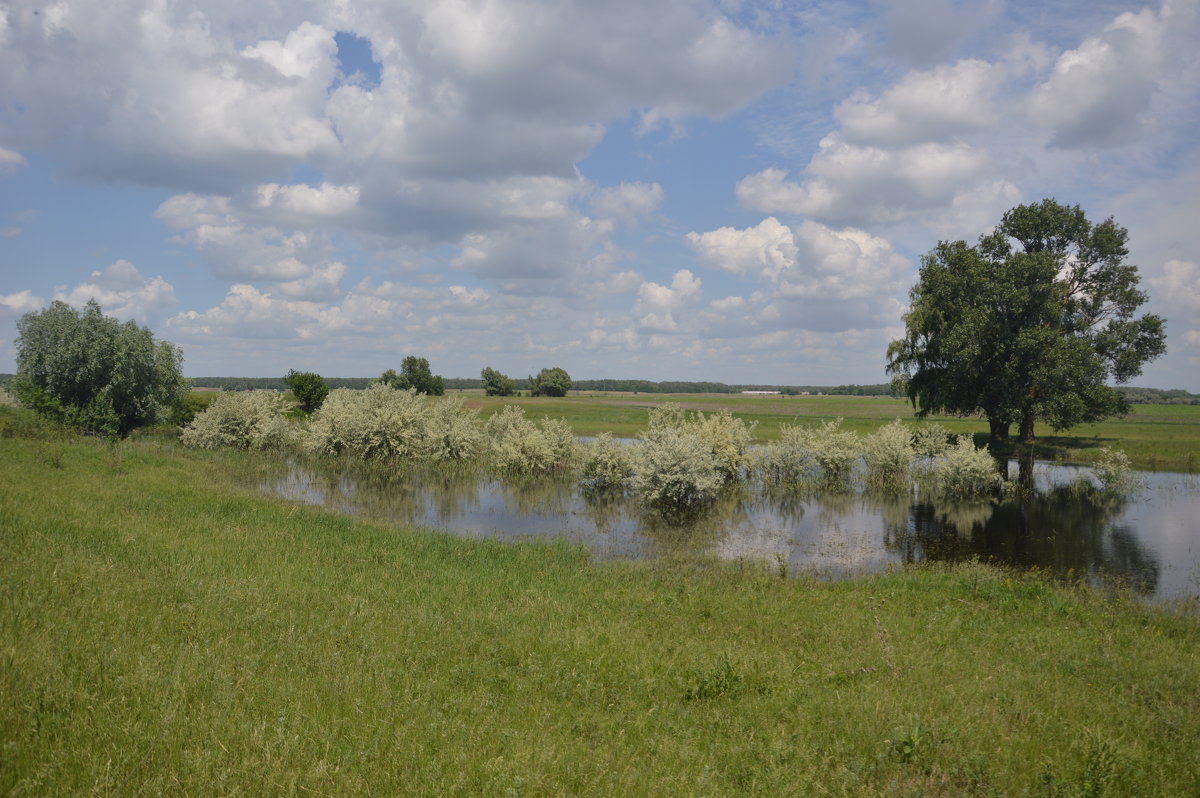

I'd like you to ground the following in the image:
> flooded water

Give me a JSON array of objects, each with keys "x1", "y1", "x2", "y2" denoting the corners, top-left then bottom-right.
[{"x1": 261, "y1": 459, "x2": 1200, "y2": 603}]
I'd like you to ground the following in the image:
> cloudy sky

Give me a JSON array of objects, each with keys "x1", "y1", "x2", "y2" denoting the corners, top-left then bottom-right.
[{"x1": 1, "y1": 0, "x2": 1197, "y2": 389}]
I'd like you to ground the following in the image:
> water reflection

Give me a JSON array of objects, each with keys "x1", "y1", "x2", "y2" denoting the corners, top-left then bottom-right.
[{"x1": 262, "y1": 458, "x2": 1200, "y2": 603}]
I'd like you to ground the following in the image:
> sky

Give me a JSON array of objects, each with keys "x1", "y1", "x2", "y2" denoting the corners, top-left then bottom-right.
[{"x1": 1, "y1": 0, "x2": 1198, "y2": 389}]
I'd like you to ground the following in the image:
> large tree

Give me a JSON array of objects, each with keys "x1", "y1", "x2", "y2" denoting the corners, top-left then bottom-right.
[
  {"x1": 481, "y1": 366, "x2": 515, "y2": 397},
  {"x1": 14, "y1": 299, "x2": 187, "y2": 436},
  {"x1": 887, "y1": 199, "x2": 1166, "y2": 442},
  {"x1": 529, "y1": 367, "x2": 572, "y2": 397},
  {"x1": 379, "y1": 357, "x2": 445, "y2": 395}
]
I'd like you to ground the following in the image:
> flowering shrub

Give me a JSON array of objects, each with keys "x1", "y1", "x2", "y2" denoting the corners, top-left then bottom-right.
[
  {"x1": 485, "y1": 405, "x2": 577, "y2": 474},
  {"x1": 759, "y1": 418, "x2": 859, "y2": 488},
  {"x1": 180, "y1": 390, "x2": 293, "y2": 450},
  {"x1": 1090, "y1": 447, "x2": 1138, "y2": 497},
  {"x1": 304, "y1": 385, "x2": 431, "y2": 460},
  {"x1": 692, "y1": 409, "x2": 755, "y2": 481},
  {"x1": 934, "y1": 435, "x2": 1001, "y2": 497},
  {"x1": 911, "y1": 423, "x2": 951, "y2": 458},
  {"x1": 580, "y1": 433, "x2": 636, "y2": 489},
  {"x1": 425, "y1": 395, "x2": 484, "y2": 462},
  {"x1": 632, "y1": 424, "x2": 724, "y2": 507},
  {"x1": 862, "y1": 419, "x2": 914, "y2": 491}
]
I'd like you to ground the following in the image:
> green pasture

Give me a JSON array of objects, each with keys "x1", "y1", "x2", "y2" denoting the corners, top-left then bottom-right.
[
  {"x1": 463, "y1": 393, "x2": 1199, "y2": 471},
  {"x1": 2, "y1": 425, "x2": 1198, "y2": 796}
]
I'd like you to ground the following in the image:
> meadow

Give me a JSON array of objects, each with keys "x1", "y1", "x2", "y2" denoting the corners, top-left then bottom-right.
[
  {"x1": 463, "y1": 392, "x2": 1200, "y2": 472},
  {"x1": 2, "y1": 414, "x2": 1198, "y2": 796}
]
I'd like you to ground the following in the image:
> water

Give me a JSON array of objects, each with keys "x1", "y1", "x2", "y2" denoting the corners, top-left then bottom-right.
[{"x1": 261, "y1": 459, "x2": 1200, "y2": 603}]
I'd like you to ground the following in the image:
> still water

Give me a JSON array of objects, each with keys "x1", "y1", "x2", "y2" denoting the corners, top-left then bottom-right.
[{"x1": 262, "y1": 459, "x2": 1200, "y2": 603}]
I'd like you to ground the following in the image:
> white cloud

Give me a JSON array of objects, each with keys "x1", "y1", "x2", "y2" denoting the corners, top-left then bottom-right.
[
  {"x1": 834, "y1": 59, "x2": 1002, "y2": 146},
  {"x1": 1025, "y1": 3, "x2": 1192, "y2": 148},
  {"x1": 0, "y1": 290, "x2": 45, "y2": 318},
  {"x1": 735, "y1": 136, "x2": 997, "y2": 227},
  {"x1": 879, "y1": 0, "x2": 999, "y2": 66},
  {"x1": 256, "y1": 182, "x2": 361, "y2": 218},
  {"x1": 1150, "y1": 260, "x2": 1200, "y2": 313},
  {"x1": 688, "y1": 217, "x2": 910, "y2": 300},
  {"x1": 591, "y1": 182, "x2": 664, "y2": 223},
  {"x1": 52, "y1": 260, "x2": 176, "y2": 322},
  {"x1": 0, "y1": 144, "x2": 25, "y2": 171},
  {"x1": 634, "y1": 269, "x2": 702, "y2": 332}
]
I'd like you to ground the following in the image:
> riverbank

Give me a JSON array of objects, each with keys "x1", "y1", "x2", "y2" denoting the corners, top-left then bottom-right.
[{"x1": 2, "y1": 430, "x2": 1197, "y2": 795}]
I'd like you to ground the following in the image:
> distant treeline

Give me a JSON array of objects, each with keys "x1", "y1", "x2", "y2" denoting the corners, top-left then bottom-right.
[{"x1": 9, "y1": 372, "x2": 1194, "y2": 403}]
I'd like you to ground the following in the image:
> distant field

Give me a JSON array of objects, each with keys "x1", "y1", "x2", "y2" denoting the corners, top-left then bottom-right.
[{"x1": 460, "y1": 393, "x2": 1200, "y2": 471}]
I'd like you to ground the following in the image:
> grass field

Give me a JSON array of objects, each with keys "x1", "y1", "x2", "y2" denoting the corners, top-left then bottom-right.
[
  {"x1": 460, "y1": 392, "x2": 1200, "y2": 472},
  {"x1": 2, "y1": 426, "x2": 1199, "y2": 796}
]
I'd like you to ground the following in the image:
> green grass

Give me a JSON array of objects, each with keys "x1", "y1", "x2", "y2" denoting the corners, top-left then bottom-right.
[
  {"x1": 2, "y1": 429, "x2": 1198, "y2": 796},
  {"x1": 464, "y1": 393, "x2": 1200, "y2": 471}
]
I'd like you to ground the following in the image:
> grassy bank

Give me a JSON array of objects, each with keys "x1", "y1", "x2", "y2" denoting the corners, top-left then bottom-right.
[
  {"x1": 465, "y1": 393, "x2": 1200, "y2": 471},
  {"x1": 2, "y1": 430, "x2": 1198, "y2": 796}
]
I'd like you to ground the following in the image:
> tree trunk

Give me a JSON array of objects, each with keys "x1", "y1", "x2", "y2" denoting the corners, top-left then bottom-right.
[
  {"x1": 1019, "y1": 410, "x2": 1035, "y2": 443},
  {"x1": 988, "y1": 417, "x2": 1010, "y2": 440}
]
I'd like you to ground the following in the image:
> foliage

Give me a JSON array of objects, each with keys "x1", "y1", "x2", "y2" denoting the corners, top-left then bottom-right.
[
  {"x1": 911, "y1": 422, "x2": 951, "y2": 458},
  {"x1": 933, "y1": 435, "x2": 1002, "y2": 498},
  {"x1": 484, "y1": 404, "x2": 577, "y2": 474},
  {"x1": 631, "y1": 423, "x2": 724, "y2": 508},
  {"x1": 690, "y1": 409, "x2": 756, "y2": 481},
  {"x1": 283, "y1": 369, "x2": 329, "y2": 413},
  {"x1": 580, "y1": 433, "x2": 636, "y2": 489},
  {"x1": 305, "y1": 384, "x2": 433, "y2": 460},
  {"x1": 861, "y1": 419, "x2": 914, "y2": 491},
  {"x1": 481, "y1": 366, "x2": 515, "y2": 397},
  {"x1": 1090, "y1": 447, "x2": 1137, "y2": 497},
  {"x1": 888, "y1": 199, "x2": 1167, "y2": 441},
  {"x1": 180, "y1": 390, "x2": 293, "y2": 450},
  {"x1": 14, "y1": 299, "x2": 187, "y2": 437},
  {"x1": 759, "y1": 418, "x2": 860, "y2": 489},
  {"x1": 529, "y1": 366, "x2": 572, "y2": 397},
  {"x1": 379, "y1": 356, "x2": 445, "y2": 396},
  {"x1": 424, "y1": 395, "x2": 484, "y2": 462},
  {"x1": 169, "y1": 391, "x2": 218, "y2": 428}
]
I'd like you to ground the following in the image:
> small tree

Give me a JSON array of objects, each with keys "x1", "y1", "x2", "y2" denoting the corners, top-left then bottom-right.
[
  {"x1": 529, "y1": 366, "x2": 572, "y2": 397},
  {"x1": 283, "y1": 369, "x2": 329, "y2": 414},
  {"x1": 14, "y1": 299, "x2": 186, "y2": 436},
  {"x1": 481, "y1": 366, "x2": 515, "y2": 396}
]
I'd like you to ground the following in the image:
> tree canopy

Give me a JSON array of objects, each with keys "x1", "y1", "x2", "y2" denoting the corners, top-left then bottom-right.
[
  {"x1": 379, "y1": 357, "x2": 445, "y2": 395},
  {"x1": 887, "y1": 199, "x2": 1166, "y2": 442},
  {"x1": 14, "y1": 299, "x2": 187, "y2": 436},
  {"x1": 481, "y1": 367, "x2": 515, "y2": 397},
  {"x1": 529, "y1": 367, "x2": 572, "y2": 397},
  {"x1": 284, "y1": 369, "x2": 329, "y2": 413}
]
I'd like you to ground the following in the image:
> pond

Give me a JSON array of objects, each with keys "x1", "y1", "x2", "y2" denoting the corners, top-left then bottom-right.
[{"x1": 261, "y1": 458, "x2": 1200, "y2": 604}]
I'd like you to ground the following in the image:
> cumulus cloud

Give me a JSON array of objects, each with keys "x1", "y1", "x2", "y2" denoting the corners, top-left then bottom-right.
[
  {"x1": 0, "y1": 290, "x2": 45, "y2": 318},
  {"x1": 1025, "y1": 2, "x2": 1194, "y2": 148},
  {"x1": 591, "y1": 182, "x2": 664, "y2": 224},
  {"x1": 834, "y1": 59, "x2": 1003, "y2": 146},
  {"x1": 52, "y1": 260, "x2": 176, "y2": 322},
  {"x1": 688, "y1": 217, "x2": 910, "y2": 300},
  {"x1": 735, "y1": 135, "x2": 1002, "y2": 227},
  {"x1": 634, "y1": 269, "x2": 702, "y2": 332},
  {"x1": 1149, "y1": 260, "x2": 1200, "y2": 313},
  {"x1": 256, "y1": 182, "x2": 361, "y2": 218}
]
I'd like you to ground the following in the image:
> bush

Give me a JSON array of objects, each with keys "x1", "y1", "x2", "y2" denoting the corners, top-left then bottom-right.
[
  {"x1": 934, "y1": 435, "x2": 1001, "y2": 497},
  {"x1": 1091, "y1": 447, "x2": 1138, "y2": 497},
  {"x1": 424, "y1": 395, "x2": 484, "y2": 462},
  {"x1": 485, "y1": 405, "x2": 576, "y2": 474},
  {"x1": 581, "y1": 433, "x2": 636, "y2": 489},
  {"x1": 631, "y1": 424, "x2": 724, "y2": 508},
  {"x1": 304, "y1": 384, "x2": 431, "y2": 460},
  {"x1": 691, "y1": 409, "x2": 755, "y2": 481},
  {"x1": 169, "y1": 391, "x2": 217, "y2": 428},
  {"x1": 911, "y1": 422, "x2": 951, "y2": 458},
  {"x1": 862, "y1": 419, "x2": 914, "y2": 491},
  {"x1": 180, "y1": 390, "x2": 293, "y2": 450},
  {"x1": 759, "y1": 418, "x2": 859, "y2": 488}
]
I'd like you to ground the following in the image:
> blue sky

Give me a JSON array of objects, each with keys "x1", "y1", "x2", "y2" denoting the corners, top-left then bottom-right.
[{"x1": 1, "y1": 0, "x2": 1198, "y2": 389}]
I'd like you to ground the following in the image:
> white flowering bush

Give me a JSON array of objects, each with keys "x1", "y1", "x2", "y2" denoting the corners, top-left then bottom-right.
[
  {"x1": 1090, "y1": 447, "x2": 1138, "y2": 497},
  {"x1": 759, "y1": 418, "x2": 859, "y2": 488},
  {"x1": 424, "y1": 395, "x2": 484, "y2": 462},
  {"x1": 692, "y1": 409, "x2": 755, "y2": 481},
  {"x1": 304, "y1": 384, "x2": 431, "y2": 460},
  {"x1": 580, "y1": 433, "x2": 636, "y2": 489},
  {"x1": 180, "y1": 390, "x2": 293, "y2": 450},
  {"x1": 632, "y1": 424, "x2": 724, "y2": 507},
  {"x1": 862, "y1": 419, "x2": 914, "y2": 491},
  {"x1": 911, "y1": 422, "x2": 951, "y2": 458},
  {"x1": 934, "y1": 435, "x2": 1001, "y2": 497},
  {"x1": 485, "y1": 405, "x2": 577, "y2": 474}
]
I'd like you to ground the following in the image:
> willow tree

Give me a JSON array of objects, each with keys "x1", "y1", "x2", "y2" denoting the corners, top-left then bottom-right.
[{"x1": 887, "y1": 200, "x2": 1166, "y2": 442}]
